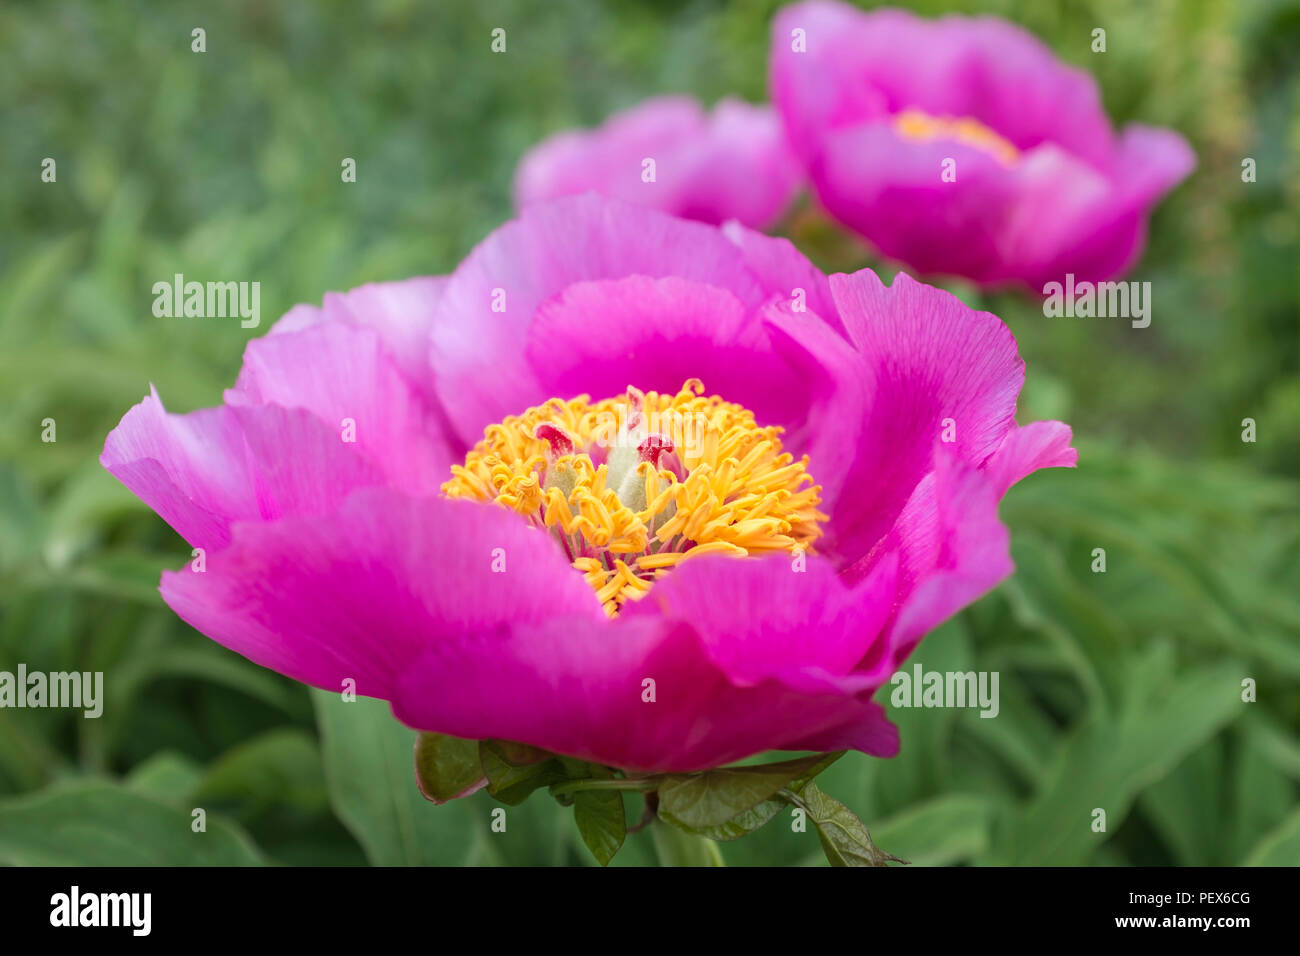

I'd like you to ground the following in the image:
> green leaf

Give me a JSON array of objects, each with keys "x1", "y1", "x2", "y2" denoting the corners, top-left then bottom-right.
[
  {"x1": 0, "y1": 780, "x2": 264, "y2": 865},
  {"x1": 682, "y1": 798, "x2": 788, "y2": 843},
  {"x1": 1139, "y1": 744, "x2": 1225, "y2": 866},
  {"x1": 573, "y1": 789, "x2": 627, "y2": 866},
  {"x1": 784, "y1": 781, "x2": 898, "y2": 867},
  {"x1": 312, "y1": 690, "x2": 486, "y2": 865},
  {"x1": 195, "y1": 728, "x2": 329, "y2": 817},
  {"x1": 134, "y1": 644, "x2": 305, "y2": 716},
  {"x1": 414, "y1": 733, "x2": 485, "y2": 804},
  {"x1": 125, "y1": 751, "x2": 203, "y2": 802},
  {"x1": 548, "y1": 762, "x2": 631, "y2": 865},
  {"x1": 479, "y1": 795, "x2": 573, "y2": 866},
  {"x1": 667, "y1": 753, "x2": 844, "y2": 842},
  {"x1": 478, "y1": 739, "x2": 569, "y2": 806},
  {"x1": 873, "y1": 620, "x2": 975, "y2": 814},
  {"x1": 1241, "y1": 808, "x2": 1300, "y2": 865},
  {"x1": 1247, "y1": 713, "x2": 1300, "y2": 781},
  {"x1": 657, "y1": 752, "x2": 844, "y2": 831},
  {"x1": 650, "y1": 820, "x2": 725, "y2": 866},
  {"x1": 1230, "y1": 733, "x2": 1295, "y2": 863},
  {"x1": 867, "y1": 794, "x2": 991, "y2": 867},
  {"x1": 990, "y1": 654, "x2": 1246, "y2": 865}
]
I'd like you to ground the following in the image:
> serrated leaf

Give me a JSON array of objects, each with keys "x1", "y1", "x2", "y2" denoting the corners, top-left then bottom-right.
[
  {"x1": 673, "y1": 753, "x2": 845, "y2": 842},
  {"x1": 478, "y1": 739, "x2": 568, "y2": 805},
  {"x1": 785, "y1": 781, "x2": 898, "y2": 867},
  {"x1": 657, "y1": 752, "x2": 844, "y2": 831},
  {"x1": 573, "y1": 789, "x2": 626, "y2": 866},
  {"x1": 685, "y1": 798, "x2": 787, "y2": 842},
  {"x1": 414, "y1": 733, "x2": 485, "y2": 804}
]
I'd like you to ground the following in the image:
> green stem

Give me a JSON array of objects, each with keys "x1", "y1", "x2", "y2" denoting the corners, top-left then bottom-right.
[{"x1": 651, "y1": 820, "x2": 725, "y2": 867}]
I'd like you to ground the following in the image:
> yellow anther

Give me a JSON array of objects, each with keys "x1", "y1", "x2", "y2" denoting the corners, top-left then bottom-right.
[
  {"x1": 441, "y1": 381, "x2": 825, "y2": 614},
  {"x1": 893, "y1": 108, "x2": 1020, "y2": 165}
]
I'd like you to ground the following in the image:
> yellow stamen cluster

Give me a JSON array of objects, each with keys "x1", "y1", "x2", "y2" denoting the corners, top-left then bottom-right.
[
  {"x1": 442, "y1": 379, "x2": 826, "y2": 615},
  {"x1": 893, "y1": 108, "x2": 1020, "y2": 165}
]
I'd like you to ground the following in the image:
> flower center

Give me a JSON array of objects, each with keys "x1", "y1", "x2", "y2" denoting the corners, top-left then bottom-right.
[
  {"x1": 892, "y1": 108, "x2": 1020, "y2": 165},
  {"x1": 442, "y1": 379, "x2": 826, "y2": 616}
]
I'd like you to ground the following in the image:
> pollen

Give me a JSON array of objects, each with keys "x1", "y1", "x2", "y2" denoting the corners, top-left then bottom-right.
[
  {"x1": 442, "y1": 379, "x2": 827, "y2": 616},
  {"x1": 893, "y1": 108, "x2": 1020, "y2": 165}
]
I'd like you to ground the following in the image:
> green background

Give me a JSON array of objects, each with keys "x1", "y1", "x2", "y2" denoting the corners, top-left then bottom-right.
[{"x1": 1, "y1": 0, "x2": 1297, "y2": 866}]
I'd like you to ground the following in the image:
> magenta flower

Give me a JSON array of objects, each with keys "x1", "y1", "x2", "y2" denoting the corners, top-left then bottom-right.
[
  {"x1": 514, "y1": 96, "x2": 801, "y2": 229},
  {"x1": 102, "y1": 195, "x2": 1074, "y2": 776},
  {"x1": 771, "y1": 1, "x2": 1195, "y2": 289}
]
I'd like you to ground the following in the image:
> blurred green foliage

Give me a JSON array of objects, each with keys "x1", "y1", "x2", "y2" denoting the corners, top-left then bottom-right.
[{"x1": 0, "y1": 0, "x2": 1296, "y2": 865}]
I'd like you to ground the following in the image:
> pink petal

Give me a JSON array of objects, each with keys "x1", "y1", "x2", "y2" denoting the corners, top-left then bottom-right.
[
  {"x1": 984, "y1": 420, "x2": 1077, "y2": 497},
  {"x1": 514, "y1": 97, "x2": 704, "y2": 210},
  {"x1": 1028, "y1": 126, "x2": 1196, "y2": 286},
  {"x1": 756, "y1": 296, "x2": 866, "y2": 509},
  {"x1": 723, "y1": 221, "x2": 842, "y2": 336},
  {"x1": 101, "y1": 388, "x2": 385, "y2": 551},
  {"x1": 779, "y1": 702, "x2": 900, "y2": 757},
  {"x1": 811, "y1": 121, "x2": 1022, "y2": 283},
  {"x1": 770, "y1": 2, "x2": 1193, "y2": 287},
  {"x1": 159, "y1": 490, "x2": 604, "y2": 702},
  {"x1": 673, "y1": 98, "x2": 802, "y2": 228},
  {"x1": 825, "y1": 269, "x2": 1025, "y2": 567},
  {"x1": 772, "y1": 2, "x2": 1114, "y2": 168},
  {"x1": 394, "y1": 606, "x2": 898, "y2": 773},
  {"x1": 226, "y1": 321, "x2": 457, "y2": 495},
  {"x1": 268, "y1": 277, "x2": 447, "y2": 405},
  {"x1": 394, "y1": 546, "x2": 907, "y2": 772},
  {"x1": 620, "y1": 550, "x2": 898, "y2": 688},
  {"x1": 524, "y1": 274, "x2": 815, "y2": 435},
  {"x1": 514, "y1": 96, "x2": 799, "y2": 228},
  {"x1": 431, "y1": 195, "x2": 767, "y2": 441},
  {"x1": 852, "y1": 449, "x2": 1014, "y2": 681}
]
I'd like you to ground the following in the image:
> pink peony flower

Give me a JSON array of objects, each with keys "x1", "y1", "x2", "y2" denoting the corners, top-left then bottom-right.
[
  {"x1": 771, "y1": 1, "x2": 1196, "y2": 289},
  {"x1": 102, "y1": 195, "x2": 1075, "y2": 774},
  {"x1": 514, "y1": 96, "x2": 802, "y2": 229}
]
